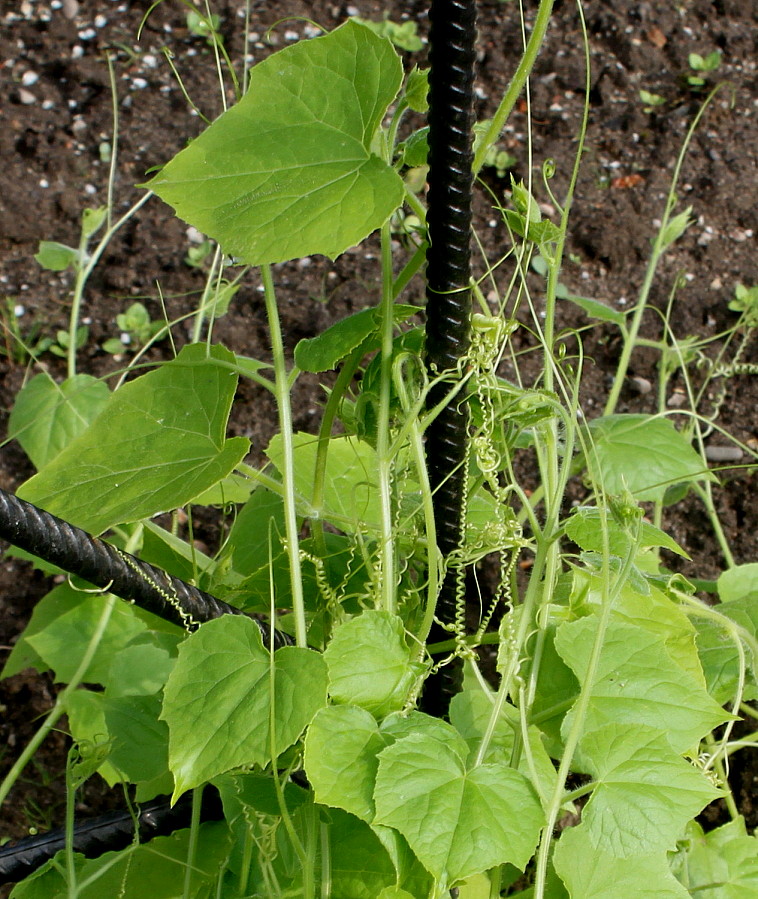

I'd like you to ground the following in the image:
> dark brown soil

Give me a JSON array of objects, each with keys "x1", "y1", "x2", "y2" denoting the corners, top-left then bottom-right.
[{"x1": 1, "y1": 0, "x2": 757, "y2": 886}]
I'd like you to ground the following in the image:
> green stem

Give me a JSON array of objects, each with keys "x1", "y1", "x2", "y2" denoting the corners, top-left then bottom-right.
[
  {"x1": 261, "y1": 264, "x2": 307, "y2": 648},
  {"x1": 191, "y1": 244, "x2": 224, "y2": 344},
  {"x1": 604, "y1": 84, "x2": 728, "y2": 416},
  {"x1": 472, "y1": 0, "x2": 555, "y2": 175},
  {"x1": 182, "y1": 787, "x2": 204, "y2": 899},
  {"x1": 376, "y1": 219, "x2": 397, "y2": 614},
  {"x1": 310, "y1": 347, "x2": 364, "y2": 556},
  {"x1": 533, "y1": 531, "x2": 639, "y2": 898}
]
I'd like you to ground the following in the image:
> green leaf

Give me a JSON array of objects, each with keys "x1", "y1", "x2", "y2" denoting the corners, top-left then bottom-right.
[
  {"x1": 404, "y1": 66, "x2": 428, "y2": 112},
  {"x1": 449, "y1": 687, "x2": 558, "y2": 800},
  {"x1": 555, "y1": 617, "x2": 729, "y2": 754},
  {"x1": 146, "y1": 21, "x2": 404, "y2": 265},
  {"x1": 576, "y1": 723, "x2": 721, "y2": 857},
  {"x1": 353, "y1": 17, "x2": 424, "y2": 52},
  {"x1": 304, "y1": 704, "x2": 388, "y2": 821},
  {"x1": 62, "y1": 689, "x2": 124, "y2": 786},
  {"x1": 325, "y1": 611, "x2": 420, "y2": 717},
  {"x1": 586, "y1": 414, "x2": 714, "y2": 502},
  {"x1": 718, "y1": 563, "x2": 758, "y2": 603},
  {"x1": 17, "y1": 344, "x2": 249, "y2": 533},
  {"x1": 671, "y1": 817, "x2": 758, "y2": 897},
  {"x1": 554, "y1": 825, "x2": 690, "y2": 898},
  {"x1": 105, "y1": 638, "x2": 175, "y2": 697},
  {"x1": 140, "y1": 521, "x2": 215, "y2": 586},
  {"x1": 266, "y1": 432, "x2": 381, "y2": 532},
  {"x1": 694, "y1": 615, "x2": 746, "y2": 704},
  {"x1": 161, "y1": 615, "x2": 327, "y2": 799},
  {"x1": 374, "y1": 733, "x2": 543, "y2": 884},
  {"x1": 294, "y1": 304, "x2": 418, "y2": 373},
  {"x1": 9, "y1": 822, "x2": 230, "y2": 899},
  {"x1": 401, "y1": 126, "x2": 429, "y2": 167},
  {"x1": 659, "y1": 207, "x2": 693, "y2": 251},
  {"x1": 559, "y1": 293, "x2": 627, "y2": 326},
  {"x1": 564, "y1": 506, "x2": 688, "y2": 558},
  {"x1": 2, "y1": 583, "x2": 81, "y2": 677},
  {"x1": 34, "y1": 240, "x2": 78, "y2": 271},
  {"x1": 81, "y1": 206, "x2": 107, "y2": 238},
  {"x1": 326, "y1": 808, "x2": 398, "y2": 897},
  {"x1": 8, "y1": 373, "x2": 110, "y2": 470},
  {"x1": 27, "y1": 595, "x2": 148, "y2": 685},
  {"x1": 104, "y1": 694, "x2": 170, "y2": 783}
]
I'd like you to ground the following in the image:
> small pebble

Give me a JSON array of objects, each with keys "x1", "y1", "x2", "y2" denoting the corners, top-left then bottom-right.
[
  {"x1": 704, "y1": 445, "x2": 743, "y2": 463},
  {"x1": 18, "y1": 88, "x2": 36, "y2": 104},
  {"x1": 62, "y1": 0, "x2": 79, "y2": 18},
  {"x1": 629, "y1": 376, "x2": 652, "y2": 395},
  {"x1": 667, "y1": 391, "x2": 687, "y2": 408},
  {"x1": 78, "y1": 28, "x2": 96, "y2": 41},
  {"x1": 21, "y1": 70, "x2": 39, "y2": 86}
]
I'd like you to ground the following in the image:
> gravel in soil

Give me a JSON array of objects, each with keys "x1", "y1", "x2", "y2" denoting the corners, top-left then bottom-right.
[{"x1": 1, "y1": 0, "x2": 757, "y2": 880}]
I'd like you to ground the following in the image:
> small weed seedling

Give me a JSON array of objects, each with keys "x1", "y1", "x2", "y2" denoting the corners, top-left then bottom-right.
[
  {"x1": 686, "y1": 49, "x2": 722, "y2": 89},
  {"x1": 102, "y1": 302, "x2": 167, "y2": 356}
]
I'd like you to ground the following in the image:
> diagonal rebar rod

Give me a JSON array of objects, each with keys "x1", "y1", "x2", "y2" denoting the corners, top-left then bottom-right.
[
  {"x1": 423, "y1": 0, "x2": 477, "y2": 716},
  {"x1": 0, "y1": 788, "x2": 224, "y2": 885},
  {"x1": 0, "y1": 486, "x2": 292, "y2": 648}
]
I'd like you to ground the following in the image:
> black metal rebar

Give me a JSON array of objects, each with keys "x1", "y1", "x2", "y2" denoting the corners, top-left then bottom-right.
[
  {"x1": 0, "y1": 787, "x2": 224, "y2": 885},
  {"x1": 423, "y1": 0, "x2": 477, "y2": 716},
  {"x1": 0, "y1": 486, "x2": 292, "y2": 649}
]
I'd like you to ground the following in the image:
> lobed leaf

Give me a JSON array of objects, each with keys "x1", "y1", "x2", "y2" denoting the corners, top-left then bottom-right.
[
  {"x1": 576, "y1": 723, "x2": 722, "y2": 857},
  {"x1": 374, "y1": 733, "x2": 543, "y2": 884},
  {"x1": 161, "y1": 615, "x2": 327, "y2": 799},
  {"x1": 555, "y1": 617, "x2": 729, "y2": 754},
  {"x1": 8, "y1": 373, "x2": 110, "y2": 470},
  {"x1": 147, "y1": 21, "x2": 404, "y2": 265},
  {"x1": 554, "y1": 825, "x2": 690, "y2": 898},
  {"x1": 586, "y1": 414, "x2": 714, "y2": 502},
  {"x1": 324, "y1": 610, "x2": 421, "y2": 717},
  {"x1": 17, "y1": 344, "x2": 249, "y2": 534}
]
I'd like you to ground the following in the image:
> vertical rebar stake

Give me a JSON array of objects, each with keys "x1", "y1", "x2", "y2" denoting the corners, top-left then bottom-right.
[{"x1": 423, "y1": 0, "x2": 477, "y2": 716}]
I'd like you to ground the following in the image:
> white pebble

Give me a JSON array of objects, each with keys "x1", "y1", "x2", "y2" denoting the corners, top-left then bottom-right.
[
  {"x1": 131, "y1": 77, "x2": 148, "y2": 89},
  {"x1": 18, "y1": 88, "x2": 36, "y2": 104},
  {"x1": 84, "y1": 183, "x2": 97, "y2": 195},
  {"x1": 71, "y1": 45, "x2": 84, "y2": 59},
  {"x1": 78, "y1": 28, "x2": 96, "y2": 40},
  {"x1": 21, "y1": 70, "x2": 39, "y2": 86},
  {"x1": 94, "y1": 14, "x2": 107, "y2": 27},
  {"x1": 39, "y1": 178, "x2": 49, "y2": 188},
  {"x1": 14, "y1": 305, "x2": 25, "y2": 317}
]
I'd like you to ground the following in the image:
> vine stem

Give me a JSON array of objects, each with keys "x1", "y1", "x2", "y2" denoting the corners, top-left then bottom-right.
[
  {"x1": 604, "y1": 84, "x2": 729, "y2": 416},
  {"x1": 533, "y1": 529, "x2": 639, "y2": 898},
  {"x1": 376, "y1": 219, "x2": 397, "y2": 615},
  {"x1": 472, "y1": 0, "x2": 554, "y2": 176},
  {"x1": 261, "y1": 264, "x2": 307, "y2": 648}
]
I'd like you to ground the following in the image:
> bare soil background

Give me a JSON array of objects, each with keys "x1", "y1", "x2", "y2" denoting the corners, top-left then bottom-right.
[{"x1": 1, "y1": 0, "x2": 757, "y2": 880}]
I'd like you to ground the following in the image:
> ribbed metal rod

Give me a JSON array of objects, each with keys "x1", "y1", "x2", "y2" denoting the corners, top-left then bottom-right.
[
  {"x1": 0, "y1": 787, "x2": 224, "y2": 885},
  {"x1": 0, "y1": 486, "x2": 292, "y2": 649},
  {"x1": 423, "y1": 0, "x2": 477, "y2": 716}
]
